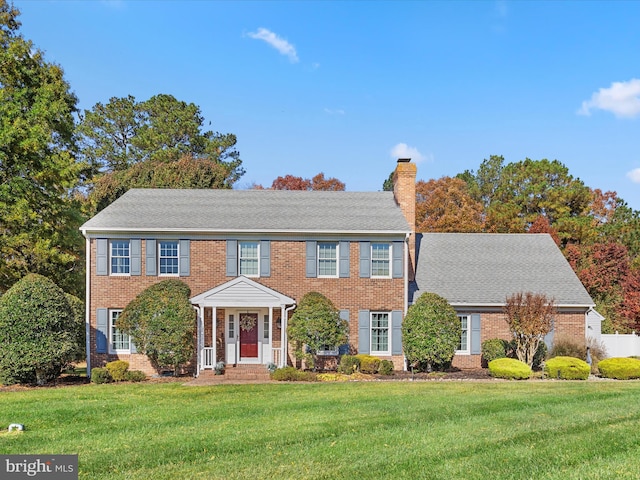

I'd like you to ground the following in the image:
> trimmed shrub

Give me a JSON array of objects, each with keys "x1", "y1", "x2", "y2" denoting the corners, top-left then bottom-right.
[
  {"x1": 106, "y1": 360, "x2": 129, "y2": 382},
  {"x1": 544, "y1": 356, "x2": 590, "y2": 380},
  {"x1": 338, "y1": 355, "x2": 360, "y2": 374},
  {"x1": 91, "y1": 367, "x2": 112, "y2": 384},
  {"x1": 270, "y1": 366, "x2": 316, "y2": 382},
  {"x1": 481, "y1": 338, "x2": 508, "y2": 364},
  {"x1": 379, "y1": 360, "x2": 394, "y2": 375},
  {"x1": 488, "y1": 358, "x2": 532, "y2": 380},
  {"x1": 402, "y1": 292, "x2": 461, "y2": 372},
  {"x1": 598, "y1": 357, "x2": 640, "y2": 380},
  {"x1": 0, "y1": 274, "x2": 78, "y2": 385},
  {"x1": 124, "y1": 370, "x2": 147, "y2": 382},
  {"x1": 356, "y1": 354, "x2": 381, "y2": 374}
]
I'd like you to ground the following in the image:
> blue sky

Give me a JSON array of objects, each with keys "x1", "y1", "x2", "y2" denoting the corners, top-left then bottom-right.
[{"x1": 14, "y1": 0, "x2": 640, "y2": 209}]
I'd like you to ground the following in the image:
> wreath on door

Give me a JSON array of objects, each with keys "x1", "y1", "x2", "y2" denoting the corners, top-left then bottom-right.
[{"x1": 240, "y1": 314, "x2": 256, "y2": 332}]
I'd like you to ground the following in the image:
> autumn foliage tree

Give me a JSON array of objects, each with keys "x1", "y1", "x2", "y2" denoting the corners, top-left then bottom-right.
[
  {"x1": 504, "y1": 292, "x2": 556, "y2": 367},
  {"x1": 415, "y1": 177, "x2": 484, "y2": 232},
  {"x1": 270, "y1": 173, "x2": 345, "y2": 191}
]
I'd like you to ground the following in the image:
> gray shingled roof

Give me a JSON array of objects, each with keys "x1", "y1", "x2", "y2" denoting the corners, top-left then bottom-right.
[
  {"x1": 411, "y1": 233, "x2": 594, "y2": 307},
  {"x1": 81, "y1": 189, "x2": 411, "y2": 234}
]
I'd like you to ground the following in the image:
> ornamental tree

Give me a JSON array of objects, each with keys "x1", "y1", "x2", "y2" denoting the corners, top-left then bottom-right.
[
  {"x1": 288, "y1": 292, "x2": 348, "y2": 370},
  {"x1": 402, "y1": 292, "x2": 461, "y2": 372},
  {"x1": 0, "y1": 274, "x2": 77, "y2": 385},
  {"x1": 117, "y1": 280, "x2": 196, "y2": 374},
  {"x1": 504, "y1": 292, "x2": 556, "y2": 366}
]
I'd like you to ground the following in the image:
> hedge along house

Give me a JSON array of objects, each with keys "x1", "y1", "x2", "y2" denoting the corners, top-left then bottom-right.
[
  {"x1": 80, "y1": 160, "x2": 416, "y2": 376},
  {"x1": 411, "y1": 233, "x2": 598, "y2": 368}
]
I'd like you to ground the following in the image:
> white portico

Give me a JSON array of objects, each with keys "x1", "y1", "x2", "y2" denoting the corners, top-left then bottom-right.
[{"x1": 190, "y1": 276, "x2": 296, "y2": 373}]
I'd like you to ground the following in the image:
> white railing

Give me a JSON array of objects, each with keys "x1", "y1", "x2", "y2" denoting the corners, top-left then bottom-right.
[
  {"x1": 271, "y1": 348, "x2": 282, "y2": 367},
  {"x1": 201, "y1": 347, "x2": 215, "y2": 369}
]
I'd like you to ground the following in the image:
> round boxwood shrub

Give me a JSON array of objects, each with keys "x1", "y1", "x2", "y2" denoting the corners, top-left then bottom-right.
[
  {"x1": 488, "y1": 358, "x2": 532, "y2": 380},
  {"x1": 355, "y1": 354, "x2": 381, "y2": 374},
  {"x1": 90, "y1": 367, "x2": 112, "y2": 384},
  {"x1": 378, "y1": 359, "x2": 394, "y2": 375},
  {"x1": 125, "y1": 370, "x2": 147, "y2": 382},
  {"x1": 106, "y1": 360, "x2": 130, "y2": 382},
  {"x1": 338, "y1": 355, "x2": 360, "y2": 374},
  {"x1": 481, "y1": 338, "x2": 508, "y2": 364},
  {"x1": 544, "y1": 356, "x2": 590, "y2": 380},
  {"x1": 598, "y1": 357, "x2": 640, "y2": 380}
]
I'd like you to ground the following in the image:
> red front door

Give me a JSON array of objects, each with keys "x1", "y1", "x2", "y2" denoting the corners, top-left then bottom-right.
[{"x1": 239, "y1": 313, "x2": 259, "y2": 359}]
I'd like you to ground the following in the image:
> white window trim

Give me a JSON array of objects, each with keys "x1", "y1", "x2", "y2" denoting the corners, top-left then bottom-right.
[
  {"x1": 370, "y1": 242, "x2": 392, "y2": 278},
  {"x1": 456, "y1": 314, "x2": 470, "y2": 355},
  {"x1": 239, "y1": 241, "x2": 260, "y2": 278},
  {"x1": 370, "y1": 311, "x2": 391, "y2": 356},
  {"x1": 158, "y1": 240, "x2": 180, "y2": 276},
  {"x1": 109, "y1": 309, "x2": 131, "y2": 354},
  {"x1": 317, "y1": 242, "x2": 339, "y2": 278},
  {"x1": 110, "y1": 240, "x2": 131, "y2": 276}
]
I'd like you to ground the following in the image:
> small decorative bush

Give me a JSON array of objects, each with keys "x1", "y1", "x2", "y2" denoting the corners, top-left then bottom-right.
[
  {"x1": 544, "y1": 356, "x2": 590, "y2": 380},
  {"x1": 338, "y1": 355, "x2": 360, "y2": 374},
  {"x1": 488, "y1": 358, "x2": 532, "y2": 380},
  {"x1": 105, "y1": 360, "x2": 130, "y2": 382},
  {"x1": 378, "y1": 360, "x2": 394, "y2": 375},
  {"x1": 549, "y1": 336, "x2": 585, "y2": 359},
  {"x1": 598, "y1": 357, "x2": 640, "y2": 380},
  {"x1": 270, "y1": 366, "x2": 316, "y2": 382},
  {"x1": 317, "y1": 373, "x2": 350, "y2": 382},
  {"x1": 266, "y1": 362, "x2": 277, "y2": 374},
  {"x1": 214, "y1": 361, "x2": 225, "y2": 375},
  {"x1": 125, "y1": 370, "x2": 147, "y2": 382},
  {"x1": 481, "y1": 338, "x2": 508, "y2": 364},
  {"x1": 91, "y1": 367, "x2": 112, "y2": 384},
  {"x1": 355, "y1": 354, "x2": 381, "y2": 374}
]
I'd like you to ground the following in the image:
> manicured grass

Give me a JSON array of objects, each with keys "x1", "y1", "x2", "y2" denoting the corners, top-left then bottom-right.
[{"x1": 1, "y1": 381, "x2": 640, "y2": 479}]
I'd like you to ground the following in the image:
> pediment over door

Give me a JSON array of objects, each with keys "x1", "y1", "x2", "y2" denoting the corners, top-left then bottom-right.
[{"x1": 190, "y1": 276, "x2": 296, "y2": 308}]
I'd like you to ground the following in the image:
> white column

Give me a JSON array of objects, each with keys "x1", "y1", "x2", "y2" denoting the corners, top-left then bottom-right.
[{"x1": 212, "y1": 307, "x2": 217, "y2": 366}]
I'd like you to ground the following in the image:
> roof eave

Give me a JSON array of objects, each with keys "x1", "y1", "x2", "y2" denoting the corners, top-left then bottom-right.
[{"x1": 80, "y1": 227, "x2": 411, "y2": 237}]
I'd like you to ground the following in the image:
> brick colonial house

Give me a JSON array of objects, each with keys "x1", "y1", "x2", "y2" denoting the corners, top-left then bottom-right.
[{"x1": 80, "y1": 159, "x2": 597, "y2": 376}]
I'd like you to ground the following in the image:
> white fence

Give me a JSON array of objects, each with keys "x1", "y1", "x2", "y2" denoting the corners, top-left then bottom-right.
[{"x1": 600, "y1": 332, "x2": 640, "y2": 358}]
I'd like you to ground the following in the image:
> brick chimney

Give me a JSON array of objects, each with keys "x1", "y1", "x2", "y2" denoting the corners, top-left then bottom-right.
[{"x1": 393, "y1": 158, "x2": 417, "y2": 280}]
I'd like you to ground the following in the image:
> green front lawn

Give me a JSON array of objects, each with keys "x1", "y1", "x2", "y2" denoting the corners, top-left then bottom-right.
[{"x1": 1, "y1": 381, "x2": 640, "y2": 479}]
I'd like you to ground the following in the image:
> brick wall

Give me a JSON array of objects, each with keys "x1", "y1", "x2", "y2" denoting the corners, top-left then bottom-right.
[
  {"x1": 451, "y1": 310, "x2": 587, "y2": 369},
  {"x1": 89, "y1": 238, "x2": 406, "y2": 375}
]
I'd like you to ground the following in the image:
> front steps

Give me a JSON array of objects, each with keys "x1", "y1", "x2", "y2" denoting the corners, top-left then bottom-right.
[{"x1": 193, "y1": 364, "x2": 272, "y2": 383}]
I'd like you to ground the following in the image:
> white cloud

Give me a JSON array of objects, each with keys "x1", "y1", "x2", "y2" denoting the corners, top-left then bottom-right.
[
  {"x1": 324, "y1": 108, "x2": 345, "y2": 115},
  {"x1": 390, "y1": 143, "x2": 427, "y2": 163},
  {"x1": 578, "y1": 79, "x2": 640, "y2": 118},
  {"x1": 247, "y1": 28, "x2": 299, "y2": 63},
  {"x1": 627, "y1": 168, "x2": 640, "y2": 183}
]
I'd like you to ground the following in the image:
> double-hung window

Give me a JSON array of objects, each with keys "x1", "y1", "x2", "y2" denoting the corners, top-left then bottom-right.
[
  {"x1": 371, "y1": 243, "x2": 391, "y2": 277},
  {"x1": 110, "y1": 240, "x2": 130, "y2": 275},
  {"x1": 318, "y1": 242, "x2": 338, "y2": 277},
  {"x1": 110, "y1": 310, "x2": 130, "y2": 352},
  {"x1": 370, "y1": 312, "x2": 390, "y2": 355},
  {"x1": 159, "y1": 241, "x2": 179, "y2": 275},
  {"x1": 457, "y1": 315, "x2": 470, "y2": 354},
  {"x1": 239, "y1": 241, "x2": 259, "y2": 276}
]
